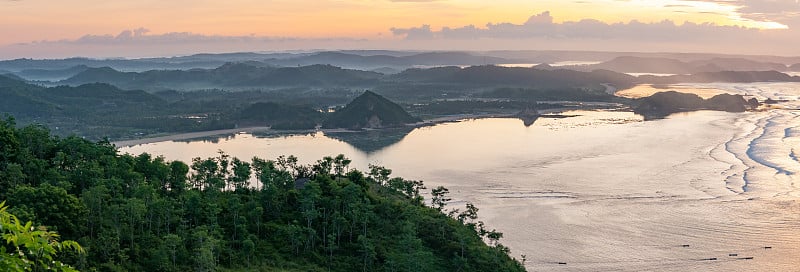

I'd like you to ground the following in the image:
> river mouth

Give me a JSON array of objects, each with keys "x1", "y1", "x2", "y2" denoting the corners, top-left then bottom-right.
[{"x1": 120, "y1": 82, "x2": 800, "y2": 271}]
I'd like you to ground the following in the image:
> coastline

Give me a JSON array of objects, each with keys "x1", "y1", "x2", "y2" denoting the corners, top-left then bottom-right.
[
  {"x1": 113, "y1": 126, "x2": 272, "y2": 147},
  {"x1": 112, "y1": 106, "x2": 613, "y2": 148},
  {"x1": 112, "y1": 113, "x2": 509, "y2": 147}
]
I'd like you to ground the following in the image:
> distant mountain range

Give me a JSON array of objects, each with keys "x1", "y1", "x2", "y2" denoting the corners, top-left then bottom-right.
[
  {"x1": 60, "y1": 63, "x2": 383, "y2": 91},
  {"x1": 394, "y1": 65, "x2": 638, "y2": 89},
  {"x1": 637, "y1": 70, "x2": 800, "y2": 84},
  {"x1": 0, "y1": 51, "x2": 515, "y2": 79},
  {"x1": 5, "y1": 50, "x2": 800, "y2": 82},
  {"x1": 577, "y1": 56, "x2": 791, "y2": 74},
  {"x1": 50, "y1": 61, "x2": 800, "y2": 94},
  {"x1": 262, "y1": 51, "x2": 516, "y2": 70},
  {"x1": 53, "y1": 62, "x2": 644, "y2": 92}
]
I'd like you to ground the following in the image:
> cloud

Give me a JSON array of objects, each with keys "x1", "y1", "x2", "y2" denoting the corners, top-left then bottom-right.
[
  {"x1": 3, "y1": 9, "x2": 799, "y2": 59},
  {"x1": 0, "y1": 29, "x2": 373, "y2": 59},
  {"x1": 700, "y1": 0, "x2": 800, "y2": 25},
  {"x1": 17, "y1": 28, "x2": 369, "y2": 47},
  {"x1": 390, "y1": 11, "x2": 764, "y2": 42},
  {"x1": 389, "y1": 25, "x2": 435, "y2": 40},
  {"x1": 58, "y1": 29, "x2": 279, "y2": 45},
  {"x1": 381, "y1": 10, "x2": 800, "y2": 56}
]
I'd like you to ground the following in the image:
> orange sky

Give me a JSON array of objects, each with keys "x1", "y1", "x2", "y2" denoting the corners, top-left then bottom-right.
[{"x1": 0, "y1": 0, "x2": 790, "y2": 45}]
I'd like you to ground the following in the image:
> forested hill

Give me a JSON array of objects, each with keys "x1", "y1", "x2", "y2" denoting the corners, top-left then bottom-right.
[
  {"x1": 392, "y1": 65, "x2": 639, "y2": 89},
  {"x1": 61, "y1": 63, "x2": 383, "y2": 91},
  {"x1": 56, "y1": 62, "x2": 641, "y2": 92},
  {"x1": 262, "y1": 51, "x2": 515, "y2": 68},
  {"x1": 637, "y1": 70, "x2": 800, "y2": 84},
  {"x1": 0, "y1": 74, "x2": 165, "y2": 120},
  {"x1": 0, "y1": 118, "x2": 526, "y2": 272},
  {"x1": 323, "y1": 91, "x2": 421, "y2": 129}
]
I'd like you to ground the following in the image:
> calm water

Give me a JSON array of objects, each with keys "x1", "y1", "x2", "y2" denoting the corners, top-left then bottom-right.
[{"x1": 120, "y1": 83, "x2": 800, "y2": 271}]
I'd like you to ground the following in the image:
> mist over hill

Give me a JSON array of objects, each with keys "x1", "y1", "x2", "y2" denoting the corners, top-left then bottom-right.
[
  {"x1": 2, "y1": 49, "x2": 800, "y2": 141},
  {"x1": 582, "y1": 56, "x2": 791, "y2": 74},
  {"x1": 5, "y1": 50, "x2": 800, "y2": 82},
  {"x1": 60, "y1": 63, "x2": 383, "y2": 91}
]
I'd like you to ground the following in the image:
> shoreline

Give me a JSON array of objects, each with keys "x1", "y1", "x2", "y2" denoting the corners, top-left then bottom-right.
[
  {"x1": 112, "y1": 106, "x2": 622, "y2": 148},
  {"x1": 113, "y1": 126, "x2": 272, "y2": 147},
  {"x1": 112, "y1": 112, "x2": 510, "y2": 147}
]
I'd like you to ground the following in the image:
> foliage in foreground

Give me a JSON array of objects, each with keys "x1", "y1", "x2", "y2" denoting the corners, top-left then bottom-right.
[
  {"x1": 0, "y1": 117, "x2": 525, "y2": 271},
  {"x1": 0, "y1": 201, "x2": 84, "y2": 272}
]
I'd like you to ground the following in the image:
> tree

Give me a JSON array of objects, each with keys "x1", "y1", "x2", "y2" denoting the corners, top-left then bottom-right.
[
  {"x1": 367, "y1": 164, "x2": 391, "y2": 185},
  {"x1": 167, "y1": 161, "x2": 189, "y2": 196},
  {"x1": 0, "y1": 118, "x2": 529, "y2": 272},
  {"x1": 190, "y1": 227, "x2": 217, "y2": 272},
  {"x1": 6, "y1": 184, "x2": 88, "y2": 238},
  {"x1": 332, "y1": 154, "x2": 351, "y2": 176},
  {"x1": 0, "y1": 201, "x2": 84, "y2": 272},
  {"x1": 228, "y1": 158, "x2": 251, "y2": 191},
  {"x1": 388, "y1": 178, "x2": 425, "y2": 203},
  {"x1": 430, "y1": 186, "x2": 451, "y2": 211}
]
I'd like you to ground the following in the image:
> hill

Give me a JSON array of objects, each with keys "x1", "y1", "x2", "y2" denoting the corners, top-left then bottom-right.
[
  {"x1": 61, "y1": 63, "x2": 383, "y2": 91},
  {"x1": 0, "y1": 74, "x2": 215, "y2": 138},
  {"x1": 586, "y1": 56, "x2": 789, "y2": 74},
  {"x1": 688, "y1": 58, "x2": 787, "y2": 72},
  {"x1": 264, "y1": 51, "x2": 516, "y2": 70},
  {"x1": 393, "y1": 65, "x2": 638, "y2": 89},
  {"x1": 238, "y1": 102, "x2": 322, "y2": 129},
  {"x1": 633, "y1": 91, "x2": 755, "y2": 119},
  {"x1": 639, "y1": 70, "x2": 800, "y2": 84},
  {"x1": 590, "y1": 56, "x2": 699, "y2": 74},
  {"x1": 323, "y1": 91, "x2": 420, "y2": 129},
  {"x1": 1, "y1": 74, "x2": 164, "y2": 118},
  {"x1": 14, "y1": 65, "x2": 91, "y2": 81}
]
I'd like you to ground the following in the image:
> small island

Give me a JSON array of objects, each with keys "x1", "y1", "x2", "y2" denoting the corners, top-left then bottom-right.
[{"x1": 632, "y1": 91, "x2": 759, "y2": 119}]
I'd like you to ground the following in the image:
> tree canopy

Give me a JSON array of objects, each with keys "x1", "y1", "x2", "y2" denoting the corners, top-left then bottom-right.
[{"x1": 0, "y1": 116, "x2": 525, "y2": 271}]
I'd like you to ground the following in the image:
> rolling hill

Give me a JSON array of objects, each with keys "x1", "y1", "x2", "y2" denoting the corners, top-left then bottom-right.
[{"x1": 323, "y1": 91, "x2": 420, "y2": 129}]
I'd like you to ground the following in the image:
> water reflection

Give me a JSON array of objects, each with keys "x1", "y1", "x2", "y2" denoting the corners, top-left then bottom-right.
[
  {"x1": 131, "y1": 111, "x2": 645, "y2": 157},
  {"x1": 174, "y1": 133, "x2": 241, "y2": 144},
  {"x1": 325, "y1": 127, "x2": 415, "y2": 153},
  {"x1": 118, "y1": 84, "x2": 800, "y2": 271}
]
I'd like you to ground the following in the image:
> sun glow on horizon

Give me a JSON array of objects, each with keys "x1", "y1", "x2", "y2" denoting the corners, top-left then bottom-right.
[{"x1": 0, "y1": 0, "x2": 797, "y2": 58}]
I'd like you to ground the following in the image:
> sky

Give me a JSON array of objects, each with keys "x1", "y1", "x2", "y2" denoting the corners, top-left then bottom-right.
[{"x1": 1, "y1": 0, "x2": 799, "y2": 58}]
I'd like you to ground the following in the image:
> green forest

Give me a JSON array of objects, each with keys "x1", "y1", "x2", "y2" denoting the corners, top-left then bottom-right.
[{"x1": 0, "y1": 117, "x2": 526, "y2": 271}]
